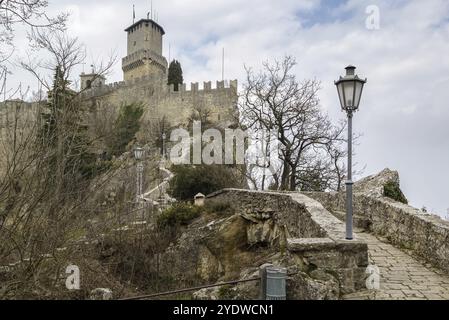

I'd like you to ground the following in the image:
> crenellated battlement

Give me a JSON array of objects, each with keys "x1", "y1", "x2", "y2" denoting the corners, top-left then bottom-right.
[
  {"x1": 79, "y1": 16, "x2": 237, "y2": 129},
  {"x1": 167, "y1": 79, "x2": 238, "y2": 94},
  {"x1": 80, "y1": 80, "x2": 127, "y2": 99},
  {"x1": 81, "y1": 76, "x2": 238, "y2": 100},
  {"x1": 122, "y1": 49, "x2": 168, "y2": 73}
]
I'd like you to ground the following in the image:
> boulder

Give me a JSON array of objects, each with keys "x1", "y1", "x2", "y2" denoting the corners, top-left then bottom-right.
[
  {"x1": 352, "y1": 168, "x2": 400, "y2": 197},
  {"x1": 90, "y1": 288, "x2": 113, "y2": 300},
  {"x1": 287, "y1": 270, "x2": 339, "y2": 300}
]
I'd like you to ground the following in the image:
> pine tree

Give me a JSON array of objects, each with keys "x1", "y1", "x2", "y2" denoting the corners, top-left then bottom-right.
[
  {"x1": 108, "y1": 103, "x2": 144, "y2": 156},
  {"x1": 167, "y1": 60, "x2": 183, "y2": 91},
  {"x1": 41, "y1": 66, "x2": 68, "y2": 147},
  {"x1": 39, "y1": 66, "x2": 99, "y2": 189}
]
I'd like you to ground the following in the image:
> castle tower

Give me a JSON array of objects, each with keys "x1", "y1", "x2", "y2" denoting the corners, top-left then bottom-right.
[
  {"x1": 122, "y1": 19, "x2": 168, "y2": 81},
  {"x1": 80, "y1": 72, "x2": 106, "y2": 90}
]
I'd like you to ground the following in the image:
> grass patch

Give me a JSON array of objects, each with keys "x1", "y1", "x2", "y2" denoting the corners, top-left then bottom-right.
[
  {"x1": 204, "y1": 201, "x2": 232, "y2": 214},
  {"x1": 157, "y1": 203, "x2": 204, "y2": 228},
  {"x1": 217, "y1": 285, "x2": 238, "y2": 300}
]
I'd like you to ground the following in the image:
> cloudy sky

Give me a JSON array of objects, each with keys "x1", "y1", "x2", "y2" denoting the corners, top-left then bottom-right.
[{"x1": 6, "y1": 0, "x2": 449, "y2": 217}]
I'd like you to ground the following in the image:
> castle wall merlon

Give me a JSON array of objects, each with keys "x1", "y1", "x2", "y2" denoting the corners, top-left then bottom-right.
[
  {"x1": 216, "y1": 80, "x2": 225, "y2": 89},
  {"x1": 165, "y1": 79, "x2": 238, "y2": 95}
]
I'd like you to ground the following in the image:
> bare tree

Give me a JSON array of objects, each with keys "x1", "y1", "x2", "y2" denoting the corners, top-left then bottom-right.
[
  {"x1": 0, "y1": 29, "x2": 118, "y2": 298},
  {"x1": 188, "y1": 101, "x2": 212, "y2": 130},
  {"x1": 1, "y1": 0, "x2": 67, "y2": 99},
  {"x1": 241, "y1": 56, "x2": 348, "y2": 191},
  {"x1": 139, "y1": 115, "x2": 173, "y2": 155}
]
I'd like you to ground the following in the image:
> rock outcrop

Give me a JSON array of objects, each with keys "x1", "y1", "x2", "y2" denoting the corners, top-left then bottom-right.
[
  {"x1": 155, "y1": 189, "x2": 368, "y2": 300},
  {"x1": 349, "y1": 168, "x2": 400, "y2": 198}
]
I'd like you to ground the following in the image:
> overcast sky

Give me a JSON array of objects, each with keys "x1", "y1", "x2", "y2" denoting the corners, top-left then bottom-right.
[{"x1": 6, "y1": 0, "x2": 449, "y2": 217}]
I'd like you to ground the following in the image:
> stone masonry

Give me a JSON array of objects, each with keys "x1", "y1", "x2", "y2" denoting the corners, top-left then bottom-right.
[
  {"x1": 345, "y1": 232, "x2": 449, "y2": 300},
  {"x1": 206, "y1": 168, "x2": 449, "y2": 300},
  {"x1": 306, "y1": 169, "x2": 449, "y2": 274},
  {"x1": 206, "y1": 189, "x2": 369, "y2": 296},
  {"x1": 306, "y1": 168, "x2": 449, "y2": 300}
]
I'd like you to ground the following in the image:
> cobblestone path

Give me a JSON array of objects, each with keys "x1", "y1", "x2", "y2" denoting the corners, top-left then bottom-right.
[{"x1": 345, "y1": 232, "x2": 449, "y2": 300}]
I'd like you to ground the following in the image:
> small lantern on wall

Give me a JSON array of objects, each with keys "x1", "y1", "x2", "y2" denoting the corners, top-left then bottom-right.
[{"x1": 134, "y1": 146, "x2": 145, "y2": 160}]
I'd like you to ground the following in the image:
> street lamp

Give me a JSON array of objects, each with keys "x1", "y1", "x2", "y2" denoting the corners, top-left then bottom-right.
[
  {"x1": 335, "y1": 65, "x2": 367, "y2": 240},
  {"x1": 162, "y1": 132, "x2": 167, "y2": 160},
  {"x1": 134, "y1": 146, "x2": 145, "y2": 202}
]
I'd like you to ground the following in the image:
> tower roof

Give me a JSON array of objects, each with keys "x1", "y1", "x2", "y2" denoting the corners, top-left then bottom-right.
[{"x1": 124, "y1": 19, "x2": 165, "y2": 35}]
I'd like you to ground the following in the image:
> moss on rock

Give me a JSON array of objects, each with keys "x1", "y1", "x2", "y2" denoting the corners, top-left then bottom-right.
[{"x1": 383, "y1": 181, "x2": 408, "y2": 204}]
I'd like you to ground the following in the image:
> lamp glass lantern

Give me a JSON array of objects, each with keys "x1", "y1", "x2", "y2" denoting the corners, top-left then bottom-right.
[
  {"x1": 134, "y1": 147, "x2": 145, "y2": 160},
  {"x1": 335, "y1": 66, "x2": 366, "y2": 112}
]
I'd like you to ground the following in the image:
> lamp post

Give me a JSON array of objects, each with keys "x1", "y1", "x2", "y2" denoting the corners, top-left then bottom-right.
[
  {"x1": 335, "y1": 65, "x2": 367, "y2": 240},
  {"x1": 134, "y1": 146, "x2": 145, "y2": 203},
  {"x1": 162, "y1": 132, "x2": 167, "y2": 160}
]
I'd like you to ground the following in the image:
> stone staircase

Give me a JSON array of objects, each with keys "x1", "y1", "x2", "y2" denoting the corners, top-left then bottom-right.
[{"x1": 141, "y1": 159, "x2": 176, "y2": 211}]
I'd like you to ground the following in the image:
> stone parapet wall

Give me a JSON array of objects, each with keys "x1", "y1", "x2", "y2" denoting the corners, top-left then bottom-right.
[
  {"x1": 122, "y1": 49, "x2": 167, "y2": 70},
  {"x1": 80, "y1": 77, "x2": 237, "y2": 100},
  {"x1": 79, "y1": 77, "x2": 238, "y2": 128},
  {"x1": 206, "y1": 189, "x2": 325, "y2": 238},
  {"x1": 206, "y1": 189, "x2": 368, "y2": 294},
  {"x1": 306, "y1": 191, "x2": 449, "y2": 273}
]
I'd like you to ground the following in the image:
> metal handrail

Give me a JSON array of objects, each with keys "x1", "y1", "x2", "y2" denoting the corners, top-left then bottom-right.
[{"x1": 118, "y1": 277, "x2": 261, "y2": 300}]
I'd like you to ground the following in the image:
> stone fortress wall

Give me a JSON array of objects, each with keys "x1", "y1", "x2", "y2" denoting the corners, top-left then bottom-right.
[
  {"x1": 0, "y1": 100, "x2": 42, "y2": 177},
  {"x1": 80, "y1": 75, "x2": 239, "y2": 128},
  {"x1": 78, "y1": 17, "x2": 239, "y2": 130}
]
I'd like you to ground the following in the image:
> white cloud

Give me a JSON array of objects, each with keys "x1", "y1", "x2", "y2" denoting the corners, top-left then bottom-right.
[{"x1": 5, "y1": 0, "x2": 449, "y2": 216}]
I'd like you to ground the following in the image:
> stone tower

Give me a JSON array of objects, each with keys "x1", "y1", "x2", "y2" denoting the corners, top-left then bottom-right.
[
  {"x1": 122, "y1": 19, "x2": 168, "y2": 81},
  {"x1": 80, "y1": 72, "x2": 105, "y2": 90}
]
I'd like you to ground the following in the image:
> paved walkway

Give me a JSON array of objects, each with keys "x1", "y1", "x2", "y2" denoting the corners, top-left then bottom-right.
[{"x1": 345, "y1": 232, "x2": 449, "y2": 300}]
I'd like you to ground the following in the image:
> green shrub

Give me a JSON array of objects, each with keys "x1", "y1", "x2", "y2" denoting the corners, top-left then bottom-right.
[
  {"x1": 205, "y1": 201, "x2": 232, "y2": 214},
  {"x1": 383, "y1": 181, "x2": 408, "y2": 204},
  {"x1": 157, "y1": 203, "x2": 204, "y2": 228},
  {"x1": 108, "y1": 103, "x2": 144, "y2": 156},
  {"x1": 217, "y1": 285, "x2": 238, "y2": 300},
  {"x1": 169, "y1": 165, "x2": 245, "y2": 201},
  {"x1": 168, "y1": 60, "x2": 183, "y2": 91}
]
